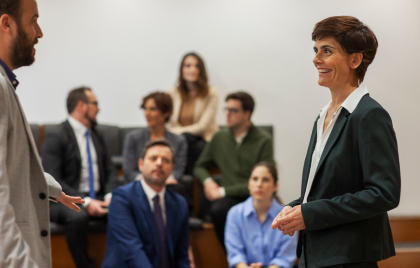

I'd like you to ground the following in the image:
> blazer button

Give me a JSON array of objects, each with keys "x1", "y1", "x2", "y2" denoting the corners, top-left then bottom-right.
[
  {"x1": 41, "y1": 230, "x2": 49, "y2": 237},
  {"x1": 39, "y1": 193, "x2": 46, "y2": 200},
  {"x1": 325, "y1": 222, "x2": 329, "y2": 227}
]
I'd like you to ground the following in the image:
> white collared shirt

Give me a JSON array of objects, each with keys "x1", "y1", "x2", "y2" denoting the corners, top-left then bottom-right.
[
  {"x1": 140, "y1": 177, "x2": 167, "y2": 225},
  {"x1": 68, "y1": 116, "x2": 100, "y2": 197},
  {"x1": 235, "y1": 130, "x2": 248, "y2": 148},
  {"x1": 302, "y1": 85, "x2": 369, "y2": 204}
]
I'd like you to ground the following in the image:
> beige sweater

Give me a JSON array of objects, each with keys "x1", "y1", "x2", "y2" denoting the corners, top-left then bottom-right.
[{"x1": 168, "y1": 86, "x2": 219, "y2": 142}]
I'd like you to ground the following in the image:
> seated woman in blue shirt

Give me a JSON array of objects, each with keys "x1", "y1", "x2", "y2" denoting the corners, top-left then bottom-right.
[{"x1": 225, "y1": 162, "x2": 297, "y2": 268}]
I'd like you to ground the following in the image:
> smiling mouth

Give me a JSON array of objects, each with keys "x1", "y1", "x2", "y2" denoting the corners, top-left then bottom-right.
[{"x1": 318, "y1": 69, "x2": 332, "y2": 73}]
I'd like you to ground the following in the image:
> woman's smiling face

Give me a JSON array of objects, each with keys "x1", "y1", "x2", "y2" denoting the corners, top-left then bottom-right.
[{"x1": 313, "y1": 36, "x2": 356, "y2": 90}]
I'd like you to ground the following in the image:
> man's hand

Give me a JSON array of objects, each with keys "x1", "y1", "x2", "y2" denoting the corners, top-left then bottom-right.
[
  {"x1": 57, "y1": 192, "x2": 84, "y2": 212},
  {"x1": 271, "y1": 205, "x2": 305, "y2": 236},
  {"x1": 249, "y1": 263, "x2": 263, "y2": 268},
  {"x1": 87, "y1": 199, "x2": 106, "y2": 217},
  {"x1": 204, "y1": 179, "x2": 222, "y2": 201},
  {"x1": 102, "y1": 196, "x2": 112, "y2": 207}
]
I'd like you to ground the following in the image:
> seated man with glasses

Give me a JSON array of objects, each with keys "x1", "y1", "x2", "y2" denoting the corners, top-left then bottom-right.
[
  {"x1": 42, "y1": 87, "x2": 119, "y2": 268},
  {"x1": 194, "y1": 91, "x2": 274, "y2": 247}
]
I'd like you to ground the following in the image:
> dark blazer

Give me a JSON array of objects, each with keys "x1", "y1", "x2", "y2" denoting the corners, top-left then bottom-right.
[
  {"x1": 288, "y1": 94, "x2": 401, "y2": 266},
  {"x1": 102, "y1": 181, "x2": 190, "y2": 268},
  {"x1": 123, "y1": 128, "x2": 188, "y2": 182},
  {"x1": 41, "y1": 120, "x2": 119, "y2": 198}
]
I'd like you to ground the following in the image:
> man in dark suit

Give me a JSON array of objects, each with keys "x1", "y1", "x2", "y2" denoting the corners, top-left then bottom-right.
[
  {"x1": 42, "y1": 87, "x2": 119, "y2": 268},
  {"x1": 102, "y1": 139, "x2": 190, "y2": 268}
]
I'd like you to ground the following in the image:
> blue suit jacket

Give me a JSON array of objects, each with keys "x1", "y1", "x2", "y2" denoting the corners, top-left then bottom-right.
[{"x1": 102, "y1": 181, "x2": 190, "y2": 268}]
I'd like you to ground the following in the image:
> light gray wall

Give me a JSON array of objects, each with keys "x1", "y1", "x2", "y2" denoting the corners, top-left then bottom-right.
[{"x1": 16, "y1": 0, "x2": 420, "y2": 215}]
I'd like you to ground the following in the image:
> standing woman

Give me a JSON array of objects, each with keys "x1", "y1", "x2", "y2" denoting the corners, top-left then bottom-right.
[
  {"x1": 168, "y1": 52, "x2": 219, "y2": 174},
  {"x1": 225, "y1": 162, "x2": 297, "y2": 268},
  {"x1": 271, "y1": 16, "x2": 401, "y2": 268}
]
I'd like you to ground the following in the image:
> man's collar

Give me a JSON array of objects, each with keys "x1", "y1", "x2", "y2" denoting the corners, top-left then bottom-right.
[
  {"x1": 0, "y1": 59, "x2": 19, "y2": 89},
  {"x1": 68, "y1": 116, "x2": 88, "y2": 136},
  {"x1": 140, "y1": 176, "x2": 166, "y2": 201}
]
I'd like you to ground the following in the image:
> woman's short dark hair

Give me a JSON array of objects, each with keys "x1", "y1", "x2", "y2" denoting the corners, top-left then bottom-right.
[
  {"x1": 177, "y1": 52, "x2": 209, "y2": 100},
  {"x1": 312, "y1": 16, "x2": 378, "y2": 83},
  {"x1": 0, "y1": 0, "x2": 22, "y2": 22},
  {"x1": 140, "y1": 92, "x2": 173, "y2": 123},
  {"x1": 225, "y1": 91, "x2": 255, "y2": 115},
  {"x1": 67, "y1": 87, "x2": 91, "y2": 114},
  {"x1": 141, "y1": 139, "x2": 176, "y2": 163}
]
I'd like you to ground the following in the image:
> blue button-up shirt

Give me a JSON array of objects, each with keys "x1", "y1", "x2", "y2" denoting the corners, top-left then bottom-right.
[
  {"x1": 225, "y1": 197, "x2": 297, "y2": 268},
  {"x1": 0, "y1": 59, "x2": 19, "y2": 89}
]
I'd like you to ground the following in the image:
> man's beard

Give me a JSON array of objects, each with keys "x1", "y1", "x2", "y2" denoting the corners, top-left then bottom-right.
[{"x1": 10, "y1": 23, "x2": 37, "y2": 69}]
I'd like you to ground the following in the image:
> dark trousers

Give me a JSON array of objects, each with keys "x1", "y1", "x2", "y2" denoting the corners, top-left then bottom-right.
[
  {"x1": 50, "y1": 201, "x2": 106, "y2": 268},
  {"x1": 182, "y1": 133, "x2": 207, "y2": 175},
  {"x1": 209, "y1": 196, "x2": 248, "y2": 250},
  {"x1": 299, "y1": 231, "x2": 378, "y2": 268}
]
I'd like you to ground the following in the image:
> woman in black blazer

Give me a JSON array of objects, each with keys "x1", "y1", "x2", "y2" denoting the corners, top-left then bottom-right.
[{"x1": 272, "y1": 16, "x2": 401, "y2": 268}]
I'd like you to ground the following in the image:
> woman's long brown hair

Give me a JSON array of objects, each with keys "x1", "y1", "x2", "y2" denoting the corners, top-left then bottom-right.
[{"x1": 177, "y1": 52, "x2": 209, "y2": 100}]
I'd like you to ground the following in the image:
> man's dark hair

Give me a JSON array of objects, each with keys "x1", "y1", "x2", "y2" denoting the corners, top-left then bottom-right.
[
  {"x1": 140, "y1": 92, "x2": 173, "y2": 123},
  {"x1": 141, "y1": 139, "x2": 176, "y2": 163},
  {"x1": 225, "y1": 91, "x2": 255, "y2": 115},
  {"x1": 66, "y1": 87, "x2": 91, "y2": 114},
  {"x1": 0, "y1": 0, "x2": 22, "y2": 23}
]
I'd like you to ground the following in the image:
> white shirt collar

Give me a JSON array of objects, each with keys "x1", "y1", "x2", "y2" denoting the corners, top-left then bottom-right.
[
  {"x1": 68, "y1": 116, "x2": 88, "y2": 136},
  {"x1": 140, "y1": 176, "x2": 166, "y2": 202},
  {"x1": 235, "y1": 130, "x2": 249, "y2": 145},
  {"x1": 320, "y1": 84, "x2": 369, "y2": 115}
]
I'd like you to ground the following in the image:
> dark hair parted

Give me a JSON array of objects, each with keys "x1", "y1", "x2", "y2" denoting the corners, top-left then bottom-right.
[
  {"x1": 0, "y1": 0, "x2": 22, "y2": 23},
  {"x1": 67, "y1": 87, "x2": 92, "y2": 114},
  {"x1": 225, "y1": 91, "x2": 255, "y2": 115},
  {"x1": 312, "y1": 16, "x2": 378, "y2": 83},
  {"x1": 177, "y1": 52, "x2": 209, "y2": 100},
  {"x1": 140, "y1": 92, "x2": 173, "y2": 123},
  {"x1": 251, "y1": 162, "x2": 283, "y2": 204},
  {"x1": 141, "y1": 139, "x2": 176, "y2": 163}
]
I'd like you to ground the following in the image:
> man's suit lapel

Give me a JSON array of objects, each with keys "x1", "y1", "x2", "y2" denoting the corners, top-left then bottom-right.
[
  {"x1": 2, "y1": 69, "x2": 43, "y2": 172},
  {"x1": 135, "y1": 182, "x2": 160, "y2": 256},
  {"x1": 314, "y1": 109, "x2": 350, "y2": 177},
  {"x1": 165, "y1": 191, "x2": 175, "y2": 260},
  {"x1": 63, "y1": 120, "x2": 82, "y2": 163},
  {"x1": 301, "y1": 117, "x2": 319, "y2": 197}
]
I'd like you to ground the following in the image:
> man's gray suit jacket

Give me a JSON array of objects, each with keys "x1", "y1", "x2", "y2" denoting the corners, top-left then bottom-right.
[{"x1": 0, "y1": 65, "x2": 62, "y2": 268}]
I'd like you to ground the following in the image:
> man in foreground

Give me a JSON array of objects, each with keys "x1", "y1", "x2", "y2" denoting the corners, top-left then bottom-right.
[
  {"x1": 0, "y1": 0, "x2": 83, "y2": 267},
  {"x1": 102, "y1": 139, "x2": 190, "y2": 268},
  {"x1": 42, "y1": 87, "x2": 119, "y2": 268}
]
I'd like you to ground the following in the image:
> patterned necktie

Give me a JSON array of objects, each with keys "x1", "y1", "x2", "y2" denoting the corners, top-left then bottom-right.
[
  {"x1": 85, "y1": 131, "x2": 96, "y2": 199},
  {"x1": 153, "y1": 195, "x2": 169, "y2": 268}
]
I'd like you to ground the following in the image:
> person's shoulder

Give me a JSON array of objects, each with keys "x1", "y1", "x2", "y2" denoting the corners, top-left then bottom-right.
[
  {"x1": 126, "y1": 128, "x2": 147, "y2": 141},
  {"x1": 113, "y1": 181, "x2": 139, "y2": 196},
  {"x1": 352, "y1": 94, "x2": 390, "y2": 120},
  {"x1": 207, "y1": 86, "x2": 219, "y2": 97},
  {"x1": 166, "y1": 130, "x2": 186, "y2": 144},
  {"x1": 251, "y1": 125, "x2": 272, "y2": 141},
  {"x1": 166, "y1": 187, "x2": 188, "y2": 209}
]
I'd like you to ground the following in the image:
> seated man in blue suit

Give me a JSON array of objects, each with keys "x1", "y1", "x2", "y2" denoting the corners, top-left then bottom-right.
[{"x1": 102, "y1": 139, "x2": 190, "y2": 268}]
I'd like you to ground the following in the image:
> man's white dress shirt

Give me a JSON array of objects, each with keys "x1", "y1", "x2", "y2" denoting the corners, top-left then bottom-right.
[
  {"x1": 68, "y1": 116, "x2": 102, "y2": 207},
  {"x1": 141, "y1": 178, "x2": 167, "y2": 225},
  {"x1": 302, "y1": 85, "x2": 369, "y2": 204}
]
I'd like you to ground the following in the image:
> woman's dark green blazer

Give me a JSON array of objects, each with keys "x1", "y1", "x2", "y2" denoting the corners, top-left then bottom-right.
[{"x1": 289, "y1": 94, "x2": 401, "y2": 266}]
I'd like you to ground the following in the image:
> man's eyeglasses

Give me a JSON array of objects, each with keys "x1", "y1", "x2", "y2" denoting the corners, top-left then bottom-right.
[
  {"x1": 87, "y1": 101, "x2": 98, "y2": 106},
  {"x1": 224, "y1": 107, "x2": 240, "y2": 114}
]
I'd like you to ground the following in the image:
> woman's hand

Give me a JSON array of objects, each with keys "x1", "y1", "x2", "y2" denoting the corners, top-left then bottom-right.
[
  {"x1": 57, "y1": 192, "x2": 84, "y2": 212},
  {"x1": 272, "y1": 205, "x2": 305, "y2": 236}
]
